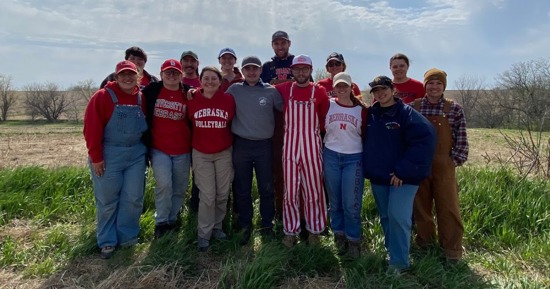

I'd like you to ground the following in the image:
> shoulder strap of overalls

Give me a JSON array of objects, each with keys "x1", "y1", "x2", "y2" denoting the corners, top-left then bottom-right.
[
  {"x1": 443, "y1": 98, "x2": 453, "y2": 114},
  {"x1": 105, "y1": 87, "x2": 118, "y2": 104},
  {"x1": 137, "y1": 91, "x2": 142, "y2": 106},
  {"x1": 412, "y1": 98, "x2": 422, "y2": 111}
]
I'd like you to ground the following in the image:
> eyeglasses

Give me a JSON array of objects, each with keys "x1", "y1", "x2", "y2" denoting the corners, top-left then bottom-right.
[
  {"x1": 327, "y1": 62, "x2": 342, "y2": 68},
  {"x1": 163, "y1": 70, "x2": 181, "y2": 76}
]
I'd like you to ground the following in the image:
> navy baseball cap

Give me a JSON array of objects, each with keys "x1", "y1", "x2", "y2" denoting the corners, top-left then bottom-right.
[{"x1": 218, "y1": 48, "x2": 237, "y2": 59}]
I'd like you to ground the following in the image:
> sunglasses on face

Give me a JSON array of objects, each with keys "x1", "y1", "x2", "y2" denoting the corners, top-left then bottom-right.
[{"x1": 327, "y1": 62, "x2": 342, "y2": 68}]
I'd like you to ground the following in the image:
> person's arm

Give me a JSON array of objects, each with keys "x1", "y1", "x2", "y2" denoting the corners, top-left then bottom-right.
[
  {"x1": 316, "y1": 86, "x2": 330, "y2": 134},
  {"x1": 451, "y1": 104, "x2": 469, "y2": 166},
  {"x1": 83, "y1": 90, "x2": 109, "y2": 163},
  {"x1": 273, "y1": 89, "x2": 284, "y2": 112}
]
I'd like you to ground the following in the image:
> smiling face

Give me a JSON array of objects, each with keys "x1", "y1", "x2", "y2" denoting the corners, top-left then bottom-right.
[
  {"x1": 390, "y1": 58, "x2": 409, "y2": 82},
  {"x1": 115, "y1": 70, "x2": 138, "y2": 93},
  {"x1": 334, "y1": 82, "x2": 352, "y2": 100},
  {"x1": 425, "y1": 79, "x2": 445, "y2": 100},
  {"x1": 242, "y1": 65, "x2": 261, "y2": 85},
  {"x1": 219, "y1": 54, "x2": 236, "y2": 71},
  {"x1": 272, "y1": 39, "x2": 291, "y2": 58},
  {"x1": 127, "y1": 55, "x2": 146, "y2": 72},
  {"x1": 200, "y1": 70, "x2": 221, "y2": 95},
  {"x1": 372, "y1": 86, "x2": 395, "y2": 107},
  {"x1": 326, "y1": 60, "x2": 345, "y2": 77},
  {"x1": 181, "y1": 56, "x2": 199, "y2": 77},
  {"x1": 161, "y1": 69, "x2": 182, "y2": 90},
  {"x1": 291, "y1": 65, "x2": 312, "y2": 86}
]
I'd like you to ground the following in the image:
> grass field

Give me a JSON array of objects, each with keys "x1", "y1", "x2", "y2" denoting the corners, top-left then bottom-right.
[{"x1": 0, "y1": 123, "x2": 549, "y2": 288}]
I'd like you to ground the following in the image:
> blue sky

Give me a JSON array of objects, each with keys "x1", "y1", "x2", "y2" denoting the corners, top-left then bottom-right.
[{"x1": 1, "y1": 0, "x2": 549, "y2": 90}]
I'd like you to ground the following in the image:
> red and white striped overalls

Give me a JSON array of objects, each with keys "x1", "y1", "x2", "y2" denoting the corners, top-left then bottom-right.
[{"x1": 283, "y1": 83, "x2": 327, "y2": 235}]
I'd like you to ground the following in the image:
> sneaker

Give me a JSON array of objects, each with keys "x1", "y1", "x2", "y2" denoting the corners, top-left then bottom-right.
[
  {"x1": 197, "y1": 237, "x2": 209, "y2": 252},
  {"x1": 308, "y1": 234, "x2": 320, "y2": 246},
  {"x1": 212, "y1": 229, "x2": 228, "y2": 240},
  {"x1": 99, "y1": 246, "x2": 115, "y2": 259},
  {"x1": 346, "y1": 240, "x2": 361, "y2": 259},
  {"x1": 282, "y1": 235, "x2": 297, "y2": 248},
  {"x1": 334, "y1": 234, "x2": 347, "y2": 255}
]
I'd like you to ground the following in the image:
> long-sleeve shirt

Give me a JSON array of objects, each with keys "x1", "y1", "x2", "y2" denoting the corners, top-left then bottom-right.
[{"x1": 416, "y1": 96, "x2": 469, "y2": 166}]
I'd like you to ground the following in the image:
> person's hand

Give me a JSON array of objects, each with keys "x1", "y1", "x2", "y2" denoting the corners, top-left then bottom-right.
[
  {"x1": 187, "y1": 88, "x2": 196, "y2": 100},
  {"x1": 389, "y1": 173, "x2": 402, "y2": 187},
  {"x1": 92, "y1": 161, "x2": 105, "y2": 177}
]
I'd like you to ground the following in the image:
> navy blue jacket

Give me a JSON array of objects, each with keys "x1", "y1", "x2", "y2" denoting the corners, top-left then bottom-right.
[
  {"x1": 260, "y1": 54, "x2": 294, "y2": 84},
  {"x1": 363, "y1": 98, "x2": 436, "y2": 186}
]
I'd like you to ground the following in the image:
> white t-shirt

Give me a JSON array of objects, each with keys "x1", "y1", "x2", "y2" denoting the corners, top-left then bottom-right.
[{"x1": 323, "y1": 99, "x2": 365, "y2": 154}]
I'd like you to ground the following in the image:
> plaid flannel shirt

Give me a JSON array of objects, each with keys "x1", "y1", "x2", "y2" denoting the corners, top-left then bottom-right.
[{"x1": 416, "y1": 96, "x2": 469, "y2": 166}]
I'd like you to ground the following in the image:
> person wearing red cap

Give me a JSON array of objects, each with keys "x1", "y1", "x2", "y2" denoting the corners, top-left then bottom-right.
[
  {"x1": 389, "y1": 53, "x2": 425, "y2": 104},
  {"x1": 218, "y1": 48, "x2": 244, "y2": 92},
  {"x1": 84, "y1": 60, "x2": 148, "y2": 259},
  {"x1": 412, "y1": 68, "x2": 469, "y2": 264},
  {"x1": 100, "y1": 46, "x2": 159, "y2": 89},
  {"x1": 142, "y1": 59, "x2": 192, "y2": 238},
  {"x1": 275, "y1": 54, "x2": 330, "y2": 247},
  {"x1": 316, "y1": 52, "x2": 362, "y2": 99},
  {"x1": 187, "y1": 66, "x2": 236, "y2": 252}
]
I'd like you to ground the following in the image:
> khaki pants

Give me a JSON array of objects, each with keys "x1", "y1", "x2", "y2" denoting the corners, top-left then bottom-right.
[{"x1": 192, "y1": 148, "x2": 233, "y2": 239}]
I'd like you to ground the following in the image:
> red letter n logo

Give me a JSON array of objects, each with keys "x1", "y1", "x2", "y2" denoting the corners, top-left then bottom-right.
[{"x1": 340, "y1": 123, "x2": 347, "y2": 130}]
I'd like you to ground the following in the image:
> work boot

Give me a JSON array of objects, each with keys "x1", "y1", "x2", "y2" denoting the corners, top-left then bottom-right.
[
  {"x1": 347, "y1": 240, "x2": 361, "y2": 259},
  {"x1": 334, "y1": 233, "x2": 347, "y2": 255},
  {"x1": 308, "y1": 234, "x2": 321, "y2": 246},
  {"x1": 282, "y1": 235, "x2": 297, "y2": 248}
]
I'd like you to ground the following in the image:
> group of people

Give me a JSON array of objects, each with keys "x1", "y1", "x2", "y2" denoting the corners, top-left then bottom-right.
[{"x1": 83, "y1": 30, "x2": 469, "y2": 276}]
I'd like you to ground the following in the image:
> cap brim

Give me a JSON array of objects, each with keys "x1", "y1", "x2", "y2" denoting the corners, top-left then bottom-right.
[
  {"x1": 333, "y1": 79, "x2": 351, "y2": 88},
  {"x1": 116, "y1": 68, "x2": 138, "y2": 75},
  {"x1": 326, "y1": 57, "x2": 343, "y2": 63},
  {"x1": 272, "y1": 37, "x2": 289, "y2": 42},
  {"x1": 182, "y1": 54, "x2": 198, "y2": 61},
  {"x1": 370, "y1": 85, "x2": 389, "y2": 93},
  {"x1": 218, "y1": 52, "x2": 237, "y2": 59},
  {"x1": 242, "y1": 63, "x2": 261, "y2": 68},
  {"x1": 162, "y1": 67, "x2": 183, "y2": 74}
]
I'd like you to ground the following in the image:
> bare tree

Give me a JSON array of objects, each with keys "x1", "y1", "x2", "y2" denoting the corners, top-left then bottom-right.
[
  {"x1": 23, "y1": 82, "x2": 69, "y2": 121},
  {"x1": 66, "y1": 79, "x2": 97, "y2": 123},
  {"x1": 313, "y1": 68, "x2": 329, "y2": 82},
  {"x1": 493, "y1": 58, "x2": 550, "y2": 178},
  {"x1": 454, "y1": 74, "x2": 486, "y2": 126},
  {"x1": 0, "y1": 74, "x2": 17, "y2": 121}
]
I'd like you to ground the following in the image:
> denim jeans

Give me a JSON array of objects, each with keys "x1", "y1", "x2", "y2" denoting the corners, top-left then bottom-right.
[
  {"x1": 371, "y1": 183, "x2": 418, "y2": 269},
  {"x1": 91, "y1": 144, "x2": 146, "y2": 248},
  {"x1": 150, "y1": 148, "x2": 191, "y2": 225},
  {"x1": 323, "y1": 148, "x2": 364, "y2": 241},
  {"x1": 232, "y1": 136, "x2": 274, "y2": 229}
]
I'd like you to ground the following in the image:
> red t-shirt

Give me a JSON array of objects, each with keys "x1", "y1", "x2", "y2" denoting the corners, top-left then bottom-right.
[
  {"x1": 83, "y1": 81, "x2": 145, "y2": 163},
  {"x1": 316, "y1": 77, "x2": 362, "y2": 99},
  {"x1": 393, "y1": 78, "x2": 425, "y2": 104},
  {"x1": 275, "y1": 82, "x2": 330, "y2": 130},
  {"x1": 220, "y1": 68, "x2": 244, "y2": 92},
  {"x1": 182, "y1": 77, "x2": 201, "y2": 88},
  {"x1": 187, "y1": 89, "x2": 235, "y2": 154},
  {"x1": 151, "y1": 87, "x2": 192, "y2": 155}
]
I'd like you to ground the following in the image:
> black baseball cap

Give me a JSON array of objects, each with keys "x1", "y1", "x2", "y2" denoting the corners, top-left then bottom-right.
[
  {"x1": 369, "y1": 76, "x2": 393, "y2": 93},
  {"x1": 272, "y1": 31, "x2": 289, "y2": 42},
  {"x1": 326, "y1": 52, "x2": 344, "y2": 64}
]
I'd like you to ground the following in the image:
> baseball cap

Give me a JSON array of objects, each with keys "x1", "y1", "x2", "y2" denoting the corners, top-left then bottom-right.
[
  {"x1": 369, "y1": 75, "x2": 393, "y2": 93},
  {"x1": 115, "y1": 60, "x2": 138, "y2": 75},
  {"x1": 272, "y1": 30, "x2": 289, "y2": 42},
  {"x1": 241, "y1": 56, "x2": 262, "y2": 68},
  {"x1": 218, "y1": 48, "x2": 237, "y2": 59},
  {"x1": 291, "y1": 54, "x2": 312, "y2": 68},
  {"x1": 161, "y1": 59, "x2": 183, "y2": 74},
  {"x1": 180, "y1": 50, "x2": 199, "y2": 61},
  {"x1": 333, "y1": 72, "x2": 352, "y2": 87},
  {"x1": 326, "y1": 52, "x2": 345, "y2": 64}
]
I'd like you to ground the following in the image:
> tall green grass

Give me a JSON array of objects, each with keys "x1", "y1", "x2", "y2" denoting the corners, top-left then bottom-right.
[{"x1": 0, "y1": 166, "x2": 548, "y2": 288}]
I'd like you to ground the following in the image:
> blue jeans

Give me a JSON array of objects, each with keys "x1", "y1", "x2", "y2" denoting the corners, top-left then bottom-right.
[
  {"x1": 90, "y1": 144, "x2": 146, "y2": 248},
  {"x1": 323, "y1": 148, "x2": 364, "y2": 241},
  {"x1": 371, "y1": 183, "x2": 418, "y2": 269},
  {"x1": 233, "y1": 136, "x2": 274, "y2": 229},
  {"x1": 150, "y1": 148, "x2": 191, "y2": 225}
]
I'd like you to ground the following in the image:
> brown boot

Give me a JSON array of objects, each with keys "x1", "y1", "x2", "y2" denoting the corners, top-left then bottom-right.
[
  {"x1": 308, "y1": 234, "x2": 320, "y2": 246},
  {"x1": 347, "y1": 240, "x2": 361, "y2": 259},
  {"x1": 282, "y1": 235, "x2": 297, "y2": 248},
  {"x1": 334, "y1": 233, "x2": 347, "y2": 255}
]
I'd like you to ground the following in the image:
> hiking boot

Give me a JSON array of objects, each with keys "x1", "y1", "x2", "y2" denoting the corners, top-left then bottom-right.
[
  {"x1": 282, "y1": 235, "x2": 297, "y2": 248},
  {"x1": 197, "y1": 237, "x2": 209, "y2": 252},
  {"x1": 154, "y1": 222, "x2": 172, "y2": 239},
  {"x1": 212, "y1": 229, "x2": 228, "y2": 240},
  {"x1": 308, "y1": 234, "x2": 321, "y2": 246},
  {"x1": 334, "y1": 233, "x2": 347, "y2": 255},
  {"x1": 99, "y1": 246, "x2": 115, "y2": 259},
  {"x1": 347, "y1": 240, "x2": 361, "y2": 259}
]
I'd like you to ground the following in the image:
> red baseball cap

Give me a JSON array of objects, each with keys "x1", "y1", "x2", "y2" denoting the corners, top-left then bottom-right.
[
  {"x1": 161, "y1": 59, "x2": 183, "y2": 74},
  {"x1": 115, "y1": 60, "x2": 138, "y2": 75}
]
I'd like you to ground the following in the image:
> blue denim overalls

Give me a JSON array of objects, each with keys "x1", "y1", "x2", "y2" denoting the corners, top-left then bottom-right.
[{"x1": 90, "y1": 87, "x2": 147, "y2": 248}]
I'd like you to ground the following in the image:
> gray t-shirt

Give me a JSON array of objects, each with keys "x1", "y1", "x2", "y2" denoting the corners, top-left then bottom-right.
[{"x1": 227, "y1": 81, "x2": 283, "y2": 140}]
